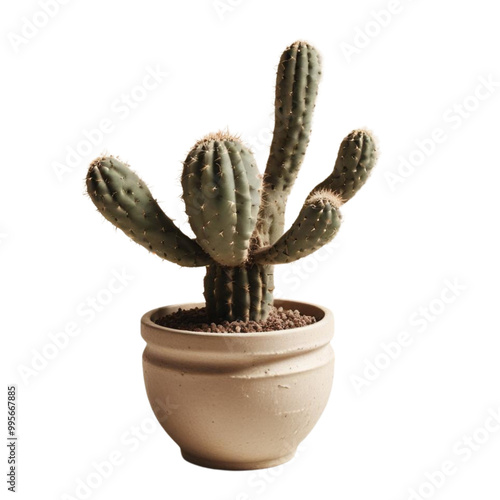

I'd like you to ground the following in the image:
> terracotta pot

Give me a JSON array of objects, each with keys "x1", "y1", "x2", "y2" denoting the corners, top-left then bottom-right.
[{"x1": 141, "y1": 299, "x2": 334, "y2": 470}]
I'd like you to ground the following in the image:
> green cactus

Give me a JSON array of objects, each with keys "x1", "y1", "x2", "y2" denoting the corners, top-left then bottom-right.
[
  {"x1": 181, "y1": 134, "x2": 261, "y2": 266},
  {"x1": 86, "y1": 156, "x2": 210, "y2": 267},
  {"x1": 254, "y1": 40, "x2": 322, "y2": 247},
  {"x1": 86, "y1": 41, "x2": 378, "y2": 322}
]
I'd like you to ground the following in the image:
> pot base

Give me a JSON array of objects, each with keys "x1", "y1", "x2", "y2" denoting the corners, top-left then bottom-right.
[{"x1": 181, "y1": 449, "x2": 296, "y2": 470}]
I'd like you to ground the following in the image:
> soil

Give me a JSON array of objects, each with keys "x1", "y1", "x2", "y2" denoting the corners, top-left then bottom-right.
[{"x1": 154, "y1": 306, "x2": 317, "y2": 333}]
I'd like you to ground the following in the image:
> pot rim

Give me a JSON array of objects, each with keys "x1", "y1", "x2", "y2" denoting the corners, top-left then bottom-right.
[
  {"x1": 141, "y1": 298, "x2": 333, "y2": 340},
  {"x1": 141, "y1": 299, "x2": 334, "y2": 365}
]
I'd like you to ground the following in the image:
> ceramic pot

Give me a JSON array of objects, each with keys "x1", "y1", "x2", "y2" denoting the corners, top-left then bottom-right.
[{"x1": 141, "y1": 299, "x2": 334, "y2": 470}]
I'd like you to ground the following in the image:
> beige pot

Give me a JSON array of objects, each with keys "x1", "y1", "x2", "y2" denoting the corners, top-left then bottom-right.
[{"x1": 141, "y1": 299, "x2": 335, "y2": 470}]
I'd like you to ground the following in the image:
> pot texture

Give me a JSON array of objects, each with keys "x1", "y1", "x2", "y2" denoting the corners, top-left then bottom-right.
[{"x1": 141, "y1": 299, "x2": 334, "y2": 470}]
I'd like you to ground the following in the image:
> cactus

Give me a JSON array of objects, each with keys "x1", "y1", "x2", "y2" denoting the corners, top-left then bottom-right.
[
  {"x1": 181, "y1": 133, "x2": 261, "y2": 267},
  {"x1": 86, "y1": 41, "x2": 378, "y2": 322}
]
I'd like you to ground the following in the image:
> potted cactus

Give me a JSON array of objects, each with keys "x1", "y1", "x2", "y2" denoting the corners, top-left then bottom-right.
[{"x1": 86, "y1": 41, "x2": 377, "y2": 470}]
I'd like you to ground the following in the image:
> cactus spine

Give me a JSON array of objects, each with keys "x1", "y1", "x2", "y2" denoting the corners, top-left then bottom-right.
[{"x1": 86, "y1": 41, "x2": 378, "y2": 322}]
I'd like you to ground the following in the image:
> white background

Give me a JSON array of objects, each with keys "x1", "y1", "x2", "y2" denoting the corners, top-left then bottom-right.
[{"x1": 2, "y1": 0, "x2": 500, "y2": 499}]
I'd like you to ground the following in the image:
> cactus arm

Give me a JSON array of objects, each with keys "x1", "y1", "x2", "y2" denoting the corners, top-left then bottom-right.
[
  {"x1": 181, "y1": 134, "x2": 261, "y2": 267},
  {"x1": 255, "y1": 41, "x2": 322, "y2": 246},
  {"x1": 312, "y1": 129, "x2": 378, "y2": 203},
  {"x1": 254, "y1": 130, "x2": 376, "y2": 266},
  {"x1": 86, "y1": 156, "x2": 211, "y2": 267},
  {"x1": 254, "y1": 191, "x2": 342, "y2": 265}
]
